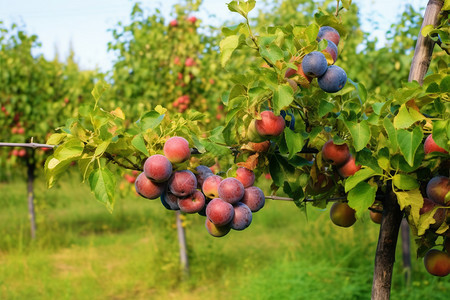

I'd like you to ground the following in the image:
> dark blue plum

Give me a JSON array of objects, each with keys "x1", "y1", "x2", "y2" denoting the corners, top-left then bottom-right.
[
  {"x1": 318, "y1": 65, "x2": 347, "y2": 93},
  {"x1": 301, "y1": 51, "x2": 328, "y2": 78}
]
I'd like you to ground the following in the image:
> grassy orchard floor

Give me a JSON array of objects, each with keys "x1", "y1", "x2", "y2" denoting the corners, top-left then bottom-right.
[{"x1": 0, "y1": 173, "x2": 449, "y2": 300}]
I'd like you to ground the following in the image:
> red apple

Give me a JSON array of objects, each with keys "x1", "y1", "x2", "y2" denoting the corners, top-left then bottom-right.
[{"x1": 423, "y1": 249, "x2": 450, "y2": 277}]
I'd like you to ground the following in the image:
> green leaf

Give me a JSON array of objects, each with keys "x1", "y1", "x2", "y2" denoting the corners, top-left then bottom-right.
[
  {"x1": 284, "y1": 128, "x2": 305, "y2": 159},
  {"x1": 303, "y1": 23, "x2": 320, "y2": 43},
  {"x1": 46, "y1": 133, "x2": 67, "y2": 145},
  {"x1": 89, "y1": 167, "x2": 116, "y2": 213},
  {"x1": 139, "y1": 111, "x2": 164, "y2": 131},
  {"x1": 344, "y1": 119, "x2": 371, "y2": 152},
  {"x1": 203, "y1": 140, "x2": 230, "y2": 156},
  {"x1": 269, "y1": 154, "x2": 296, "y2": 187},
  {"x1": 44, "y1": 155, "x2": 72, "y2": 188},
  {"x1": 273, "y1": 84, "x2": 294, "y2": 114},
  {"x1": 318, "y1": 100, "x2": 335, "y2": 118},
  {"x1": 392, "y1": 174, "x2": 419, "y2": 191},
  {"x1": 131, "y1": 134, "x2": 149, "y2": 156},
  {"x1": 91, "y1": 80, "x2": 110, "y2": 108},
  {"x1": 432, "y1": 120, "x2": 449, "y2": 151},
  {"x1": 53, "y1": 139, "x2": 84, "y2": 161},
  {"x1": 220, "y1": 35, "x2": 241, "y2": 67},
  {"x1": 227, "y1": 0, "x2": 256, "y2": 18},
  {"x1": 283, "y1": 181, "x2": 305, "y2": 211},
  {"x1": 259, "y1": 39, "x2": 284, "y2": 64},
  {"x1": 94, "y1": 141, "x2": 110, "y2": 157},
  {"x1": 356, "y1": 82, "x2": 367, "y2": 104},
  {"x1": 397, "y1": 127, "x2": 423, "y2": 167},
  {"x1": 440, "y1": 75, "x2": 450, "y2": 91},
  {"x1": 347, "y1": 181, "x2": 377, "y2": 219},
  {"x1": 383, "y1": 117, "x2": 398, "y2": 152},
  {"x1": 393, "y1": 104, "x2": 425, "y2": 129},
  {"x1": 395, "y1": 189, "x2": 422, "y2": 228},
  {"x1": 421, "y1": 24, "x2": 434, "y2": 37},
  {"x1": 345, "y1": 168, "x2": 377, "y2": 193}
]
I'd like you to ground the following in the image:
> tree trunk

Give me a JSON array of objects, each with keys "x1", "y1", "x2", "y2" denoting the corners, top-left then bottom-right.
[
  {"x1": 371, "y1": 189, "x2": 403, "y2": 300},
  {"x1": 176, "y1": 211, "x2": 189, "y2": 277},
  {"x1": 27, "y1": 162, "x2": 37, "y2": 240}
]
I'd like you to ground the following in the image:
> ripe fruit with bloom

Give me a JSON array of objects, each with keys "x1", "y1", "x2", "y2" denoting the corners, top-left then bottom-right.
[
  {"x1": 164, "y1": 136, "x2": 191, "y2": 163},
  {"x1": 135, "y1": 173, "x2": 166, "y2": 199},
  {"x1": 143, "y1": 154, "x2": 173, "y2": 182}
]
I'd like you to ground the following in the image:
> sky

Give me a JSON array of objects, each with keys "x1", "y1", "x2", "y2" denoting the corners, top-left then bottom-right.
[{"x1": 0, "y1": 0, "x2": 425, "y2": 72}]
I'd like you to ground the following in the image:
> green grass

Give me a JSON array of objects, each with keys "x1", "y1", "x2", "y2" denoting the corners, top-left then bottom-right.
[{"x1": 0, "y1": 174, "x2": 449, "y2": 300}]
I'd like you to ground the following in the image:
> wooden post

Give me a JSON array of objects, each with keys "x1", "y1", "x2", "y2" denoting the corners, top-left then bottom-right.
[
  {"x1": 176, "y1": 211, "x2": 189, "y2": 277},
  {"x1": 400, "y1": 218, "x2": 412, "y2": 286},
  {"x1": 27, "y1": 161, "x2": 37, "y2": 240}
]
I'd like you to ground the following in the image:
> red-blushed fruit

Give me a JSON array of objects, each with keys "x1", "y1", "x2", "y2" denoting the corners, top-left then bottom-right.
[
  {"x1": 195, "y1": 165, "x2": 214, "y2": 188},
  {"x1": 169, "y1": 19, "x2": 178, "y2": 27},
  {"x1": 187, "y1": 16, "x2": 197, "y2": 24},
  {"x1": 143, "y1": 154, "x2": 173, "y2": 183},
  {"x1": 185, "y1": 57, "x2": 195, "y2": 67},
  {"x1": 322, "y1": 140, "x2": 350, "y2": 166},
  {"x1": 163, "y1": 136, "x2": 191, "y2": 164},
  {"x1": 424, "y1": 134, "x2": 448, "y2": 154},
  {"x1": 423, "y1": 249, "x2": 450, "y2": 277},
  {"x1": 329, "y1": 202, "x2": 356, "y2": 227},
  {"x1": 284, "y1": 57, "x2": 312, "y2": 88},
  {"x1": 235, "y1": 167, "x2": 255, "y2": 188},
  {"x1": 17, "y1": 127, "x2": 25, "y2": 135},
  {"x1": 205, "y1": 218, "x2": 231, "y2": 237},
  {"x1": 206, "y1": 198, "x2": 235, "y2": 226},
  {"x1": 168, "y1": 170, "x2": 197, "y2": 197},
  {"x1": 255, "y1": 111, "x2": 285, "y2": 138},
  {"x1": 338, "y1": 156, "x2": 361, "y2": 178},
  {"x1": 241, "y1": 186, "x2": 265, "y2": 212},
  {"x1": 318, "y1": 26, "x2": 340, "y2": 46},
  {"x1": 420, "y1": 197, "x2": 436, "y2": 215},
  {"x1": 124, "y1": 174, "x2": 136, "y2": 184},
  {"x1": 178, "y1": 190, "x2": 205, "y2": 213},
  {"x1": 160, "y1": 190, "x2": 180, "y2": 210},
  {"x1": 231, "y1": 202, "x2": 253, "y2": 231},
  {"x1": 426, "y1": 176, "x2": 450, "y2": 205},
  {"x1": 135, "y1": 173, "x2": 166, "y2": 199},
  {"x1": 17, "y1": 149, "x2": 26, "y2": 157},
  {"x1": 247, "y1": 119, "x2": 266, "y2": 143},
  {"x1": 323, "y1": 39, "x2": 338, "y2": 63},
  {"x1": 218, "y1": 177, "x2": 245, "y2": 204},
  {"x1": 202, "y1": 175, "x2": 223, "y2": 199}
]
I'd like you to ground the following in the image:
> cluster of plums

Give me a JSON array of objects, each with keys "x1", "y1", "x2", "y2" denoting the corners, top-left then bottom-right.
[
  {"x1": 133, "y1": 136, "x2": 266, "y2": 237},
  {"x1": 285, "y1": 26, "x2": 347, "y2": 93}
]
